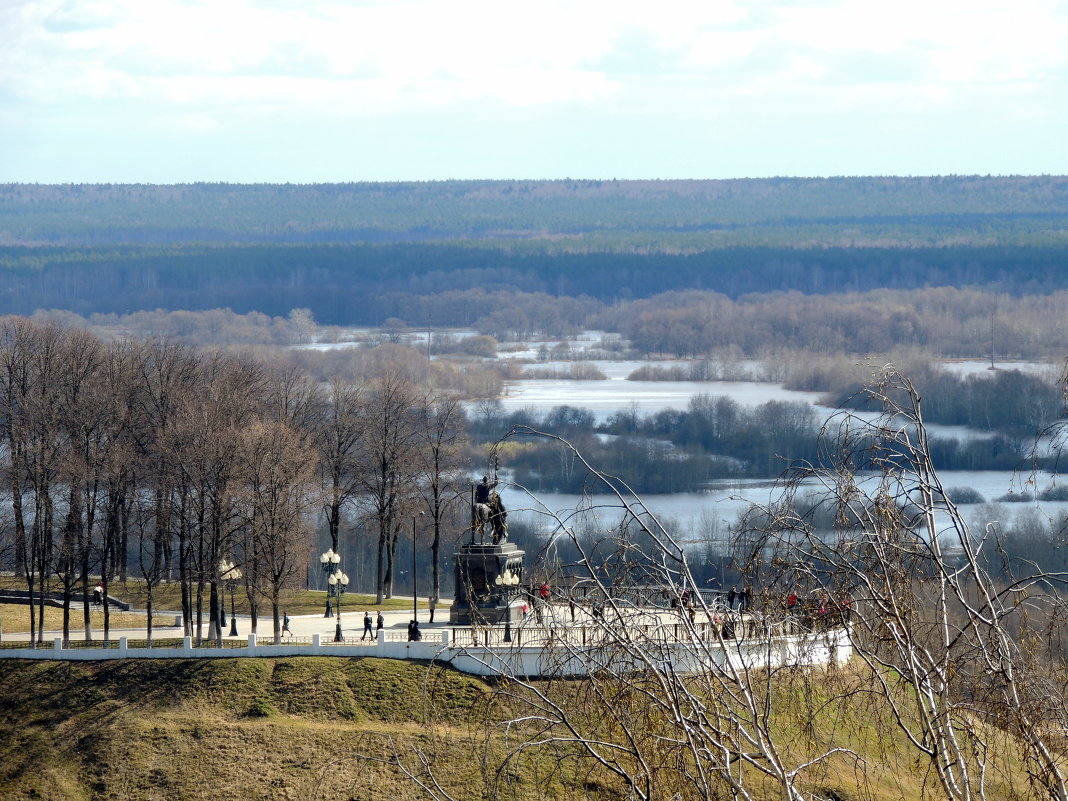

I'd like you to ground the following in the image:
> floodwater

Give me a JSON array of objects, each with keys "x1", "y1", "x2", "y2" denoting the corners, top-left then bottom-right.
[
  {"x1": 298, "y1": 328, "x2": 1065, "y2": 537},
  {"x1": 939, "y1": 359, "x2": 1060, "y2": 378},
  {"x1": 510, "y1": 469, "x2": 1068, "y2": 549},
  {"x1": 498, "y1": 375, "x2": 823, "y2": 422}
]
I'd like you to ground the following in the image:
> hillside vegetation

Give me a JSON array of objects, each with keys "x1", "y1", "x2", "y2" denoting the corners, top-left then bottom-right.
[
  {"x1": 0, "y1": 658, "x2": 499, "y2": 801},
  {"x1": 0, "y1": 656, "x2": 1057, "y2": 801}
]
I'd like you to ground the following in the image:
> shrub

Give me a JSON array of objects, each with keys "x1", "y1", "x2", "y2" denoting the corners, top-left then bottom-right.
[
  {"x1": 1039, "y1": 485, "x2": 1068, "y2": 501},
  {"x1": 996, "y1": 492, "x2": 1034, "y2": 503},
  {"x1": 246, "y1": 697, "x2": 277, "y2": 718},
  {"x1": 946, "y1": 487, "x2": 985, "y2": 505}
]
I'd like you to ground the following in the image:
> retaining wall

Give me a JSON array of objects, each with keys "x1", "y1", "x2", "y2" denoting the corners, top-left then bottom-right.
[{"x1": 0, "y1": 626, "x2": 852, "y2": 677}]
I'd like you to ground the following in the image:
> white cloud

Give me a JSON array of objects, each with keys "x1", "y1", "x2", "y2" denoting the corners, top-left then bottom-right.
[
  {"x1": 3, "y1": 0, "x2": 1068, "y2": 180},
  {"x1": 8, "y1": 0, "x2": 1068, "y2": 106}
]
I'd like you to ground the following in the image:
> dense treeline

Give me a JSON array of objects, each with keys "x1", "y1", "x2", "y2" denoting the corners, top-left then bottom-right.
[
  {"x1": 6, "y1": 243, "x2": 1068, "y2": 329},
  {"x1": 0, "y1": 317, "x2": 472, "y2": 647},
  {"x1": 4, "y1": 177, "x2": 1068, "y2": 248},
  {"x1": 6, "y1": 178, "x2": 1068, "y2": 361},
  {"x1": 21, "y1": 286, "x2": 1068, "y2": 362},
  {"x1": 822, "y1": 365, "x2": 1064, "y2": 436},
  {"x1": 605, "y1": 287, "x2": 1068, "y2": 359}
]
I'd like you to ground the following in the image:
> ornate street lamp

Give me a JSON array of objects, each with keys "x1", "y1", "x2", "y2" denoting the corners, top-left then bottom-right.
[
  {"x1": 219, "y1": 559, "x2": 242, "y2": 637},
  {"x1": 217, "y1": 559, "x2": 240, "y2": 636},
  {"x1": 495, "y1": 568, "x2": 521, "y2": 642},
  {"x1": 320, "y1": 548, "x2": 341, "y2": 617},
  {"x1": 327, "y1": 568, "x2": 349, "y2": 642},
  {"x1": 412, "y1": 513, "x2": 425, "y2": 624},
  {"x1": 494, "y1": 568, "x2": 522, "y2": 589}
]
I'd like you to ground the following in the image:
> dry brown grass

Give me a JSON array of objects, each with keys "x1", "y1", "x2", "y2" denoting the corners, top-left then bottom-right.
[
  {"x1": 0, "y1": 656, "x2": 1060, "y2": 801},
  {"x1": 0, "y1": 658, "x2": 602, "y2": 801}
]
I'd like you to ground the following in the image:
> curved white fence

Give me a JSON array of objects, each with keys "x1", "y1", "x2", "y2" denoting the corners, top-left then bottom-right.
[{"x1": 0, "y1": 624, "x2": 852, "y2": 678}]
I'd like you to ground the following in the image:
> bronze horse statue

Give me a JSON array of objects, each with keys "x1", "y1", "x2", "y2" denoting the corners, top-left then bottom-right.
[{"x1": 473, "y1": 491, "x2": 508, "y2": 543}]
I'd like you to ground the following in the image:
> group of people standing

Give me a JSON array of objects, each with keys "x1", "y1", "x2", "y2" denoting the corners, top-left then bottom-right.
[
  {"x1": 361, "y1": 610, "x2": 385, "y2": 640},
  {"x1": 725, "y1": 586, "x2": 752, "y2": 611},
  {"x1": 356, "y1": 609, "x2": 423, "y2": 641}
]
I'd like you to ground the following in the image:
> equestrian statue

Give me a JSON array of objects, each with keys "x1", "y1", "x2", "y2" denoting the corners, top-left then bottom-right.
[{"x1": 473, "y1": 475, "x2": 508, "y2": 544}]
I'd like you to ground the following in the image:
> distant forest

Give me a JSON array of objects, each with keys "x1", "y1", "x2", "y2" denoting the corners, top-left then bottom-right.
[
  {"x1": 6, "y1": 177, "x2": 1068, "y2": 248},
  {"x1": 3, "y1": 177, "x2": 1068, "y2": 357}
]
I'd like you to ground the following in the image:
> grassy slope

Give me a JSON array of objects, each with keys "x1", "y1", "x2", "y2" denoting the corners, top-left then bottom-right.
[
  {"x1": 0, "y1": 657, "x2": 1054, "y2": 801},
  {"x1": 0, "y1": 658, "x2": 514, "y2": 801}
]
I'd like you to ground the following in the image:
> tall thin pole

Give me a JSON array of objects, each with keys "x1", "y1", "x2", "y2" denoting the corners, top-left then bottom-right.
[
  {"x1": 412, "y1": 515, "x2": 418, "y2": 623},
  {"x1": 229, "y1": 583, "x2": 238, "y2": 637}
]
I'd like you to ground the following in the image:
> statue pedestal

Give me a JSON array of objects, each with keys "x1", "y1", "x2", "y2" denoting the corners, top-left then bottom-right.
[{"x1": 450, "y1": 541, "x2": 526, "y2": 625}]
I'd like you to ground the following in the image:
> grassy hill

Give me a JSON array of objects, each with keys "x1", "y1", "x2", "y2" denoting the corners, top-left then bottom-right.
[
  {"x1": 0, "y1": 655, "x2": 1057, "y2": 801},
  {"x1": 0, "y1": 658, "x2": 508, "y2": 801}
]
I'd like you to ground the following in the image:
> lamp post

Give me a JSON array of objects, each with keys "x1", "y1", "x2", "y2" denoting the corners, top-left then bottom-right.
[
  {"x1": 219, "y1": 559, "x2": 242, "y2": 637},
  {"x1": 320, "y1": 548, "x2": 341, "y2": 617},
  {"x1": 327, "y1": 568, "x2": 349, "y2": 642},
  {"x1": 494, "y1": 568, "x2": 521, "y2": 641},
  {"x1": 494, "y1": 567, "x2": 522, "y2": 591},
  {"x1": 412, "y1": 515, "x2": 419, "y2": 624}
]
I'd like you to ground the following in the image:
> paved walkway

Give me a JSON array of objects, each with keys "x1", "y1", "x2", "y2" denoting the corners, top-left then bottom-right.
[{"x1": 0, "y1": 604, "x2": 451, "y2": 644}]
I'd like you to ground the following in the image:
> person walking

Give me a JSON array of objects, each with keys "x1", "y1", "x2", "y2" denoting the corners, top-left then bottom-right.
[
  {"x1": 376, "y1": 610, "x2": 384, "y2": 634},
  {"x1": 361, "y1": 611, "x2": 374, "y2": 640},
  {"x1": 428, "y1": 595, "x2": 437, "y2": 624},
  {"x1": 282, "y1": 611, "x2": 292, "y2": 637}
]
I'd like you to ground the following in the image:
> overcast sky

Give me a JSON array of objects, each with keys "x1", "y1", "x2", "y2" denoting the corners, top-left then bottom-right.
[{"x1": 2, "y1": 0, "x2": 1067, "y2": 183}]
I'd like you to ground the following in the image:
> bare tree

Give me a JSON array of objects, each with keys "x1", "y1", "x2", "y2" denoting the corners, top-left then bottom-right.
[
  {"x1": 316, "y1": 377, "x2": 364, "y2": 554},
  {"x1": 237, "y1": 419, "x2": 317, "y2": 644},
  {"x1": 130, "y1": 336, "x2": 201, "y2": 613},
  {"x1": 0, "y1": 317, "x2": 40, "y2": 644},
  {"x1": 53, "y1": 326, "x2": 105, "y2": 645},
  {"x1": 133, "y1": 483, "x2": 165, "y2": 645},
  {"x1": 169, "y1": 352, "x2": 265, "y2": 645},
  {"x1": 375, "y1": 426, "x2": 856, "y2": 801},
  {"x1": 2, "y1": 319, "x2": 69, "y2": 645},
  {"x1": 357, "y1": 372, "x2": 422, "y2": 603},
  {"x1": 417, "y1": 391, "x2": 468, "y2": 604},
  {"x1": 739, "y1": 366, "x2": 1068, "y2": 801}
]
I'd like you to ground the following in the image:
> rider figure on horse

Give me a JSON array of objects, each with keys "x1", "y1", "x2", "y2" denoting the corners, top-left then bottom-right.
[
  {"x1": 474, "y1": 475, "x2": 508, "y2": 543},
  {"x1": 475, "y1": 475, "x2": 495, "y2": 505}
]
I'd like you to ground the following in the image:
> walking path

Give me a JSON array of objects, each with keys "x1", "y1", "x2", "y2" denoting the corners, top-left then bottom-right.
[
  {"x1": 0, "y1": 604, "x2": 449, "y2": 644},
  {"x1": 0, "y1": 597, "x2": 853, "y2": 679}
]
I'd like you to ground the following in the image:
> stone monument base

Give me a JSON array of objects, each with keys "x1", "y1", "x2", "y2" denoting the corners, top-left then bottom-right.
[{"x1": 450, "y1": 541, "x2": 526, "y2": 625}]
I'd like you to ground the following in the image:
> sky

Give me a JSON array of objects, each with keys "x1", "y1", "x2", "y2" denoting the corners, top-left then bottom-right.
[{"x1": 2, "y1": 0, "x2": 1068, "y2": 183}]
